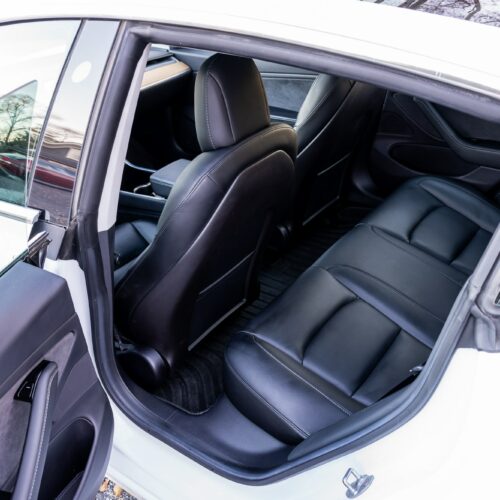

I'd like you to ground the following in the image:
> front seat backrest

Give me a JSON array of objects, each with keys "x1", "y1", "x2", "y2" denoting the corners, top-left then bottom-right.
[
  {"x1": 294, "y1": 74, "x2": 385, "y2": 225},
  {"x1": 115, "y1": 54, "x2": 296, "y2": 372}
]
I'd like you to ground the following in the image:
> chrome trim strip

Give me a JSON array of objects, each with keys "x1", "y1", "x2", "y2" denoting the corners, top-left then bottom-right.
[{"x1": 0, "y1": 201, "x2": 40, "y2": 224}]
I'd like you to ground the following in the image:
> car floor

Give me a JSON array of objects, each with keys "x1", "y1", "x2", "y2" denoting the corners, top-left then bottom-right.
[
  {"x1": 97, "y1": 478, "x2": 137, "y2": 500},
  {"x1": 151, "y1": 203, "x2": 372, "y2": 414}
]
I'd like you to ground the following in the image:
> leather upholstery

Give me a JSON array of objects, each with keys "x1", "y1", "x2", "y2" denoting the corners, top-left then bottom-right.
[
  {"x1": 362, "y1": 176, "x2": 499, "y2": 274},
  {"x1": 225, "y1": 176, "x2": 500, "y2": 444},
  {"x1": 115, "y1": 54, "x2": 296, "y2": 371},
  {"x1": 114, "y1": 219, "x2": 156, "y2": 268},
  {"x1": 150, "y1": 158, "x2": 190, "y2": 198},
  {"x1": 294, "y1": 75, "x2": 385, "y2": 225},
  {"x1": 195, "y1": 54, "x2": 270, "y2": 151}
]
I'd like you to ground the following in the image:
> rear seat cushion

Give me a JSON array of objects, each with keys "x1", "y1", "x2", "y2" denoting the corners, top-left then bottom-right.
[
  {"x1": 363, "y1": 176, "x2": 499, "y2": 274},
  {"x1": 224, "y1": 176, "x2": 500, "y2": 444}
]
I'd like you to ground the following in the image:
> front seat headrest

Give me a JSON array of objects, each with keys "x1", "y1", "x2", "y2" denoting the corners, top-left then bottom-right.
[{"x1": 194, "y1": 53, "x2": 270, "y2": 151}]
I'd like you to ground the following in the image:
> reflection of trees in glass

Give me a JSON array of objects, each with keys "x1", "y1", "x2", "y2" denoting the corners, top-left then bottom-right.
[
  {"x1": 0, "y1": 82, "x2": 37, "y2": 205},
  {"x1": 0, "y1": 81, "x2": 37, "y2": 151},
  {"x1": 0, "y1": 93, "x2": 34, "y2": 151},
  {"x1": 365, "y1": 0, "x2": 500, "y2": 26}
]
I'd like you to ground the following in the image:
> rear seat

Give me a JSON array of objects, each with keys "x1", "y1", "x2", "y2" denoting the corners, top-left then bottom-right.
[{"x1": 224, "y1": 177, "x2": 500, "y2": 444}]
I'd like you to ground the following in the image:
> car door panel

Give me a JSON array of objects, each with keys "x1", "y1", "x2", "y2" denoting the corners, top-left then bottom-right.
[
  {"x1": 0, "y1": 262, "x2": 112, "y2": 499},
  {"x1": 369, "y1": 92, "x2": 500, "y2": 197},
  {"x1": 255, "y1": 59, "x2": 317, "y2": 124},
  {"x1": 11, "y1": 361, "x2": 58, "y2": 500},
  {"x1": 260, "y1": 72, "x2": 315, "y2": 124}
]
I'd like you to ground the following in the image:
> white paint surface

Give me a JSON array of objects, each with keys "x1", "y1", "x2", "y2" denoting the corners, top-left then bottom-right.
[{"x1": 2, "y1": 3, "x2": 497, "y2": 498}]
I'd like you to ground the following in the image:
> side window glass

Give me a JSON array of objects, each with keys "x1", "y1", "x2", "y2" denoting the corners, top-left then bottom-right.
[
  {"x1": 0, "y1": 81, "x2": 37, "y2": 204},
  {"x1": 0, "y1": 21, "x2": 80, "y2": 206}
]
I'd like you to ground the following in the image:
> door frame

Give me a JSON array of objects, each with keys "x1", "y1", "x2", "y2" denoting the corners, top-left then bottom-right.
[{"x1": 73, "y1": 19, "x2": 500, "y2": 484}]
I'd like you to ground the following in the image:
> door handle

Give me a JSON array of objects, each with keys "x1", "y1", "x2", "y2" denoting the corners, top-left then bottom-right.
[
  {"x1": 414, "y1": 98, "x2": 500, "y2": 168},
  {"x1": 12, "y1": 362, "x2": 58, "y2": 500}
]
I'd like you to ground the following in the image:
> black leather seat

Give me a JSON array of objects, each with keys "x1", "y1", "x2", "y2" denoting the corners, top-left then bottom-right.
[
  {"x1": 294, "y1": 75, "x2": 385, "y2": 225},
  {"x1": 113, "y1": 219, "x2": 156, "y2": 284},
  {"x1": 224, "y1": 176, "x2": 499, "y2": 444},
  {"x1": 115, "y1": 54, "x2": 296, "y2": 371}
]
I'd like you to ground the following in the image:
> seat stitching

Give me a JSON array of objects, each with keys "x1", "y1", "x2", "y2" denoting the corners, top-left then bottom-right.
[
  {"x1": 407, "y1": 205, "x2": 441, "y2": 243},
  {"x1": 115, "y1": 176, "x2": 223, "y2": 296},
  {"x1": 350, "y1": 327, "x2": 403, "y2": 397},
  {"x1": 131, "y1": 221, "x2": 155, "y2": 245},
  {"x1": 296, "y1": 83, "x2": 353, "y2": 159},
  {"x1": 301, "y1": 298, "x2": 358, "y2": 360},
  {"x1": 203, "y1": 54, "x2": 219, "y2": 149},
  {"x1": 28, "y1": 368, "x2": 57, "y2": 500},
  {"x1": 295, "y1": 80, "x2": 339, "y2": 129},
  {"x1": 252, "y1": 337, "x2": 353, "y2": 416},
  {"x1": 415, "y1": 178, "x2": 499, "y2": 231},
  {"x1": 416, "y1": 177, "x2": 499, "y2": 210},
  {"x1": 209, "y1": 72, "x2": 236, "y2": 142},
  {"x1": 118, "y1": 149, "x2": 291, "y2": 314},
  {"x1": 449, "y1": 226, "x2": 481, "y2": 266},
  {"x1": 256, "y1": 62, "x2": 270, "y2": 118},
  {"x1": 359, "y1": 225, "x2": 467, "y2": 287},
  {"x1": 295, "y1": 76, "x2": 320, "y2": 125},
  {"x1": 322, "y1": 263, "x2": 446, "y2": 328},
  {"x1": 225, "y1": 356, "x2": 309, "y2": 439},
  {"x1": 240, "y1": 268, "x2": 356, "y2": 361},
  {"x1": 155, "y1": 124, "x2": 292, "y2": 232}
]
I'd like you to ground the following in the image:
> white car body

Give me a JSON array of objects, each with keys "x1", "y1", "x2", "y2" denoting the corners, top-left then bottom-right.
[{"x1": 1, "y1": 1, "x2": 499, "y2": 498}]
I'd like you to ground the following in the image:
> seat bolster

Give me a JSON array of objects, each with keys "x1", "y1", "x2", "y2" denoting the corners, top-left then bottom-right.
[
  {"x1": 364, "y1": 176, "x2": 500, "y2": 239},
  {"x1": 416, "y1": 177, "x2": 500, "y2": 233},
  {"x1": 295, "y1": 75, "x2": 352, "y2": 152},
  {"x1": 247, "y1": 266, "x2": 356, "y2": 361},
  {"x1": 224, "y1": 333, "x2": 361, "y2": 445},
  {"x1": 362, "y1": 177, "x2": 442, "y2": 240}
]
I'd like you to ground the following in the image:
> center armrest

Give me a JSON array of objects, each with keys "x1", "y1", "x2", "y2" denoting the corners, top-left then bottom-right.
[{"x1": 150, "y1": 158, "x2": 190, "y2": 198}]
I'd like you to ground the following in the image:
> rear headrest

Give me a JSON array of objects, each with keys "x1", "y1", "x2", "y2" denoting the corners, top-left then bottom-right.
[{"x1": 194, "y1": 53, "x2": 270, "y2": 151}]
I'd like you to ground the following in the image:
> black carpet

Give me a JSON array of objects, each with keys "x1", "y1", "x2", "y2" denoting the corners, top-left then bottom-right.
[{"x1": 153, "y1": 206, "x2": 370, "y2": 413}]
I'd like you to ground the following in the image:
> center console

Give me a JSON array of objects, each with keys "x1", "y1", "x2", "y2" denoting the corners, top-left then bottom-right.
[{"x1": 118, "y1": 159, "x2": 190, "y2": 221}]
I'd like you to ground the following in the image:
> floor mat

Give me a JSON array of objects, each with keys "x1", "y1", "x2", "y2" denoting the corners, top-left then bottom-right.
[{"x1": 153, "y1": 206, "x2": 370, "y2": 413}]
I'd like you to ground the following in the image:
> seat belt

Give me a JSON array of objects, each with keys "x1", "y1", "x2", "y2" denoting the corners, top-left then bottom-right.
[{"x1": 379, "y1": 364, "x2": 425, "y2": 401}]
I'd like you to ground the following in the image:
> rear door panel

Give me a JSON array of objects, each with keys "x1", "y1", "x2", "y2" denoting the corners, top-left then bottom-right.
[
  {"x1": 255, "y1": 59, "x2": 316, "y2": 124},
  {"x1": 369, "y1": 92, "x2": 500, "y2": 198},
  {"x1": 0, "y1": 262, "x2": 112, "y2": 499}
]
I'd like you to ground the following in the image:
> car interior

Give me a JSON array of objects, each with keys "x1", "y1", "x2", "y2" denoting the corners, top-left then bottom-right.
[{"x1": 111, "y1": 44, "x2": 500, "y2": 475}]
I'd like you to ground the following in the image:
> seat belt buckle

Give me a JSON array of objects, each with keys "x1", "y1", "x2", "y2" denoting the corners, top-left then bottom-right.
[{"x1": 409, "y1": 364, "x2": 424, "y2": 376}]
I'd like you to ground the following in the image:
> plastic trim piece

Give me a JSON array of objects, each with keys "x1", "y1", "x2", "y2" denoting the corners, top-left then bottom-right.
[
  {"x1": 415, "y1": 98, "x2": 500, "y2": 169},
  {"x1": 12, "y1": 362, "x2": 58, "y2": 500}
]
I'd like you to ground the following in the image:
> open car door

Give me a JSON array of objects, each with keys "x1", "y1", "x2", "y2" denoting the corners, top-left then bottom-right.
[
  {"x1": 0, "y1": 255, "x2": 113, "y2": 500},
  {"x1": 0, "y1": 18, "x2": 119, "y2": 499}
]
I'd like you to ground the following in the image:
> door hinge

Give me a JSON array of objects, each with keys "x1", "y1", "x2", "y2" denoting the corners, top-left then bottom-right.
[
  {"x1": 26, "y1": 230, "x2": 50, "y2": 268},
  {"x1": 343, "y1": 468, "x2": 374, "y2": 498}
]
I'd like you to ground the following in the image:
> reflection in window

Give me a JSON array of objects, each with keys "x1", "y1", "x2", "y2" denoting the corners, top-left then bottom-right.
[
  {"x1": 28, "y1": 20, "x2": 119, "y2": 226},
  {"x1": 0, "y1": 20, "x2": 80, "y2": 207},
  {"x1": 0, "y1": 82, "x2": 37, "y2": 205}
]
